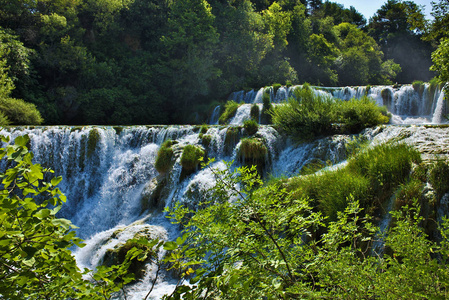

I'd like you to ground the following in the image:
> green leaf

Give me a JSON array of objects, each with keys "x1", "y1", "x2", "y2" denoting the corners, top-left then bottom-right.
[
  {"x1": 51, "y1": 176, "x2": 63, "y2": 186},
  {"x1": 163, "y1": 241, "x2": 177, "y2": 251}
]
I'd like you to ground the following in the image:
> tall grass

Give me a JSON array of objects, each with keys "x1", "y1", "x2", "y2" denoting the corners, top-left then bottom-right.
[
  {"x1": 287, "y1": 143, "x2": 421, "y2": 220},
  {"x1": 271, "y1": 85, "x2": 390, "y2": 140},
  {"x1": 219, "y1": 101, "x2": 240, "y2": 124}
]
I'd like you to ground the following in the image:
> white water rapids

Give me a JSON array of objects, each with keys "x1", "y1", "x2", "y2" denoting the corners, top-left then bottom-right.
[{"x1": 0, "y1": 83, "x2": 448, "y2": 299}]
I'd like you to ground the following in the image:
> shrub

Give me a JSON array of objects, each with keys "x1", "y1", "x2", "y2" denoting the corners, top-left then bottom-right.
[
  {"x1": 0, "y1": 111, "x2": 10, "y2": 125},
  {"x1": 181, "y1": 144, "x2": 205, "y2": 173},
  {"x1": 250, "y1": 104, "x2": 260, "y2": 121},
  {"x1": 271, "y1": 85, "x2": 336, "y2": 140},
  {"x1": 243, "y1": 119, "x2": 259, "y2": 135},
  {"x1": 395, "y1": 179, "x2": 424, "y2": 210},
  {"x1": 347, "y1": 143, "x2": 421, "y2": 202},
  {"x1": 0, "y1": 97, "x2": 43, "y2": 125},
  {"x1": 336, "y1": 96, "x2": 390, "y2": 133},
  {"x1": 155, "y1": 140, "x2": 175, "y2": 174},
  {"x1": 219, "y1": 101, "x2": 240, "y2": 124},
  {"x1": 428, "y1": 160, "x2": 449, "y2": 199}
]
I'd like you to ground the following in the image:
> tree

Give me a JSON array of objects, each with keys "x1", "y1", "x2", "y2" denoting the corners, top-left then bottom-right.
[
  {"x1": 425, "y1": 0, "x2": 449, "y2": 43},
  {"x1": 367, "y1": 0, "x2": 434, "y2": 83}
]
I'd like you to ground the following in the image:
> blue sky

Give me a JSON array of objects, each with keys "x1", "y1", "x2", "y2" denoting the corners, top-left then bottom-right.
[{"x1": 334, "y1": 0, "x2": 434, "y2": 20}]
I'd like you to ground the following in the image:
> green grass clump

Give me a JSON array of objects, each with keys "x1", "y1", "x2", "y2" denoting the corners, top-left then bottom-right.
[
  {"x1": 287, "y1": 143, "x2": 421, "y2": 221},
  {"x1": 155, "y1": 140, "x2": 175, "y2": 174},
  {"x1": 428, "y1": 160, "x2": 449, "y2": 199},
  {"x1": 395, "y1": 179, "x2": 425, "y2": 210},
  {"x1": 337, "y1": 96, "x2": 390, "y2": 133},
  {"x1": 272, "y1": 83, "x2": 282, "y2": 94},
  {"x1": 243, "y1": 119, "x2": 259, "y2": 135},
  {"x1": 272, "y1": 87, "x2": 390, "y2": 140},
  {"x1": 238, "y1": 138, "x2": 267, "y2": 171},
  {"x1": 271, "y1": 84, "x2": 336, "y2": 140},
  {"x1": 181, "y1": 145, "x2": 205, "y2": 174},
  {"x1": 250, "y1": 104, "x2": 260, "y2": 121},
  {"x1": 219, "y1": 101, "x2": 240, "y2": 124}
]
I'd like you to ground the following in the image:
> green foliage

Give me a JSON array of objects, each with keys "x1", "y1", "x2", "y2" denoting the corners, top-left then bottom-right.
[
  {"x1": 428, "y1": 160, "x2": 449, "y2": 199},
  {"x1": 430, "y1": 38, "x2": 449, "y2": 92},
  {"x1": 238, "y1": 137, "x2": 267, "y2": 169},
  {"x1": 336, "y1": 96, "x2": 390, "y2": 133},
  {"x1": 155, "y1": 140, "x2": 175, "y2": 174},
  {"x1": 243, "y1": 119, "x2": 259, "y2": 135},
  {"x1": 0, "y1": 110, "x2": 10, "y2": 125},
  {"x1": 181, "y1": 144, "x2": 205, "y2": 174},
  {"x1": 272, "y1": 83, "x2": 282, "y2": 93},
  {"x1": 271, "y1": 84, "x2": 336, "y2": 140},
  {"x1": 167, "y1": 155, "x2": 449, "y2": 299},
  {"x1": 218, "y1": 100, "x2": 240, "y2": 124},
  {"x1": 0, "y1": 97, "x2": 44, "y2": 125},
  {"x1": 272, "y1": 87, "x2": 390, "y2": 140}
]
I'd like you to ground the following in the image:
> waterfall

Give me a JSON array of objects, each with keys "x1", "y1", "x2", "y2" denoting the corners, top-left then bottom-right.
[
  {"x1": 209, "y1": 105, "x2": 221, "y2": 125},
  {"x1": 225, "y1": 84, "x2": 447, "y2": 125}
]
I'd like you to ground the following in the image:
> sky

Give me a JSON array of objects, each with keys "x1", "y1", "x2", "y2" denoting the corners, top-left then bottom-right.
[{"x1": 334, "y1": 0, "x2": 434, "y2": 21}]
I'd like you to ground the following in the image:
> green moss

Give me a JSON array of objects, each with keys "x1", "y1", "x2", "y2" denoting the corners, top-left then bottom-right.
[
  {"x1": 381, "y1": 88, "x2": 392, "y2": 107},
  {"x1": 238, "y1": 138, "x2": 268, "y2": 170},
  {"x1": 224, "y1": 126, "x2": 241, "y2": 153},
  {"x1": 250, "y1": 104, "x2": 260, "y2": 121},
  {"x1": 219, "y1": 101, "x2": 240, "y2": 124},
  {"x1": 200, "y1": 124, "x2": 209, "y2": 134},
  {"x1": 87, "y1": 128, "x2": 100, "y2": 157},
  {"x1": 261, "y1": 91, "x2": 272, "y2": 124},
  {"x1": 201, "y1": 134, "x2": 212, "y2": 147},
  {"x1": 155, "y1": 140, "x2": 175, "y2": 174},
  {"x1": 272, "y1": 83, "x2": 282, "y2": 94},
  {"x1": 113, "y1": 126, "x2": 124, "y2": 135},
  {"x1": 428, "y1": 160, "x2": 449, "y2": 199},
  {"x1": 181, "y1": 144, "x2": 205, "y2": 174},
  {"x1": 285, "y1": 80, "x2": 292, "y2": 88},
  {"x1": 412, "y1": 80, "x2": 425, "y2": 97},
  {"x1": 243, "y1": 119, "x2": 259, "y2": 135}
]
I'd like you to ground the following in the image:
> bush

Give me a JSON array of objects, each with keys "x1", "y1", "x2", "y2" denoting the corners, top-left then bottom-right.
[
  {"x1": 0, "y1": 97, "x2": 43, "y2": 125},
  {"x1": 336, "y1": 96, "x2": 390, "y2": 133},
  {"x1": 219, "y1": 101, "x2": 240, "y2": 124},
  {"x1": 428, "y1": 160, "x2": 449, "y2": 199},
  {"x1": 271, "y1": 85, "x2": 336, "y2": 140},
  {"x1": 287, "y1": 143, "x2": 421, "y2": 220},
  {"x1": 181, "y1": 144, "x2": 205, "y2": 174},
  {"x1": 272, "y1": 89, "x2": 390, "y2": 139},
  {"x1": 250, "y1": 104, "x2": 259, "y2": 121},
  {"x1": 243, "y1": 119, "x2": 259, "y2": 135},
  {"x1": 0, "y1": 111, "x2": 10, "y2": 125},
  {"x1": 155, "y1": 140, "x2": 175, "y2": 174}
]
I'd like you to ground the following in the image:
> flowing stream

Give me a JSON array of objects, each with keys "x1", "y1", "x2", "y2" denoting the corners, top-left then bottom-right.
[{"x1": 0, "y1": 83, "x2": 448, "y2": 299}]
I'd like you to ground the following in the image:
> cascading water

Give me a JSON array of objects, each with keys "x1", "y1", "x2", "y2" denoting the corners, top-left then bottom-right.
[{"x1": 226, "y1": 84, "x2": 447, "y2": 125}]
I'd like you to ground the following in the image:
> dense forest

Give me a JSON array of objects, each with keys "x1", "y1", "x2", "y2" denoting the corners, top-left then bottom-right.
[{"x1": 0, "y1": 0, "x2": 448, "y2": 125}]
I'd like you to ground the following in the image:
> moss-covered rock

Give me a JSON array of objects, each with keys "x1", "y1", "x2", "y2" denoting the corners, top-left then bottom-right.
[
  {"x1": 87, "y1": 128, "x2": 101, "y2": 157},
  {"x1": 181, "y1": 144, "x2": 205, "y2": 175},
  {"x1": 238, "y1": 138, "x2": 268, "y2": 171},
  {"x1": 243, "y1": 119, "x2": 259, "y2": 136},
  {"x1": 155, "y1": 140, "x2": 175, "y2": 175}
]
